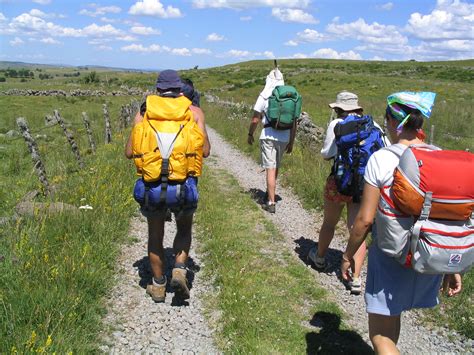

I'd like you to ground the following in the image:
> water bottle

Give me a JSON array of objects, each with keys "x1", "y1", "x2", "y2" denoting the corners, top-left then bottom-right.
[{"x1": 335, "y1": 156, "x2": 344, "y2": 179}]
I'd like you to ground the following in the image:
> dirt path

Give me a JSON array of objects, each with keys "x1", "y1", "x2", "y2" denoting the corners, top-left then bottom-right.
[{"x1": 101, "y1": 126, "x2": 470, "y2": 354}]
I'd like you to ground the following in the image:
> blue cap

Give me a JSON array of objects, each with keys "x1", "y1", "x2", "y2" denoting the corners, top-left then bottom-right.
[{"x1": 156, "y1": 69, "x2": 182, "y2": 90}]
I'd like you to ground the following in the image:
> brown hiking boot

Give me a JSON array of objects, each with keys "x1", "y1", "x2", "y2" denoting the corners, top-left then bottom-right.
[
  {"x1": 146, "y1": 281, "x2": 166, "y2": 303},
  {"x1": 171, "y1": 268, "x2": 190, "y2": 300}
]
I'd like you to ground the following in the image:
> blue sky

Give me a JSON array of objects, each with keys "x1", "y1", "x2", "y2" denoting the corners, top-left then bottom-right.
[{"x1": 0, "y1": 0, "x2": 472, "y2": 70}]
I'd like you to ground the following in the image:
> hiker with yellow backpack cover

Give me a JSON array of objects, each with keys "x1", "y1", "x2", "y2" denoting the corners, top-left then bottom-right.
[{"x1": 125, "y1": 70, "x2": 210, "y2": 302}]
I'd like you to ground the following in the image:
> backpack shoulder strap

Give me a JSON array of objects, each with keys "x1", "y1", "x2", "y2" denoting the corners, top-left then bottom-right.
[{"x1": 383, "y1": 144, "x2": 406, "y2": 158}]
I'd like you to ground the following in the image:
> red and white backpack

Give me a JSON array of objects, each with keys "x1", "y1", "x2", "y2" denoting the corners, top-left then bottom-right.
[{"x1": 375, "y1": 144, "x2": 474, "y2": 274}]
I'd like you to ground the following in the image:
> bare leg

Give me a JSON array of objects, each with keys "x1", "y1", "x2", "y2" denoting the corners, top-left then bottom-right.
[
  {"x1": 317, "y1": 197, "x2": 345, "y2": 258},
  {"x1": 347, "y1": 202, "x2": 367, "y2": 279},
  {"x1": 266, "y1": 168, "x2": 277, "y2": 203},
  {"x1": 173, "y1": 213, "x2": 193, "y2": 265},
  {"x1": 147, "y1": 216, "x2": 166, "y2": 279},
  {"x1": 368, "y1": 313, "x2": 401, "y2": 355}
]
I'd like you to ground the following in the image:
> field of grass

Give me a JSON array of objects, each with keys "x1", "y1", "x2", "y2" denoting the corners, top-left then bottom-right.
[{"x1": 0, "y1": 58, "x2": 472, "y2": 350}]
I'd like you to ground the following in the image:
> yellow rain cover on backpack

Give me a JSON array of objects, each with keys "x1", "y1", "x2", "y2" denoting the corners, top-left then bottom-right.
[{"x1": 131, "y1": 95, "x2": 204, "y2": 182}]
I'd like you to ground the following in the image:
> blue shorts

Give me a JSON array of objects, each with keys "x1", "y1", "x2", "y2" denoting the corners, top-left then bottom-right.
[{"x1": 365, "y1": 245, "x2": 443, "y2": 316}]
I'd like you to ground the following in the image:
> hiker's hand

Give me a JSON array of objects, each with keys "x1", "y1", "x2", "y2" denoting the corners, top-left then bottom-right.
[
  {"x1": 340, "y1": 254, "x2": 354, "y2": 282},
  {"x1": 442, "y1": 274, "x2": 462, "y2": 297},
  {"x1": 247, "y1": 134, "x2": 254, "y2": 145}
]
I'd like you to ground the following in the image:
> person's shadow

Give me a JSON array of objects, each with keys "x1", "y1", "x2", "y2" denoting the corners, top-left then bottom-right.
[
  {"x1": 294, "y1": 237, "x2": 345, "y2": 277},
  {"x1": 133, "y1": 249, "x2": 199, "y2": 307},
  {"x1": 247, "y1": 187, "x2": 282, "y2": 205},
  {"x1": 306, "y1": 311, "x2": 374, "y2": 354}
]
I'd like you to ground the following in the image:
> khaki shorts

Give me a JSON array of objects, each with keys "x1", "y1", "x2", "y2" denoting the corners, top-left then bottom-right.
[{"x1": 260, "y1": 139, "x2": 288, "y2": 169}]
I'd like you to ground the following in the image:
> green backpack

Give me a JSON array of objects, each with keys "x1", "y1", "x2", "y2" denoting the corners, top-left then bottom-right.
[{"x1": 266, "y1": 85, "x2": 302, "y2": 130}]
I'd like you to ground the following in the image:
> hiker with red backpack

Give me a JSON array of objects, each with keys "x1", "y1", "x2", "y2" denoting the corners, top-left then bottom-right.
[
  {"x1": 247, "y1": 63, "x2": 301, "y2": 213},
  {"x1": 125, "y1": 69, "x2": 211, "y2": 303},
  {"x1": 341, "y1": 91, "x2": 472, "y2": 354},
  {"x1": 308, "y1": 91, "x2": 388, "y2": 295}
]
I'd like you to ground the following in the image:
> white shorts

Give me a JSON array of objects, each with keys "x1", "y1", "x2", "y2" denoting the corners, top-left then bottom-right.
[{"x1": 260, "y1": 139, "x2": 287, "y2": 169}]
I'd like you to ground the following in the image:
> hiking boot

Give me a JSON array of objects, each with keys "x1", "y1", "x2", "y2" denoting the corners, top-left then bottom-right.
[
  {"x1": 262, "y1": 202, "x2": 276, "y2": 214},
  {"x1": 171, "y1": 268, "x2": 190, "y2": 300},
  {"x1": 308, "y1": 247, "x2": 327, "y2": 270},
  {"x1": 349, "y1": 277, "x2": 362, "y2": 295},
  {"x1": 146, "y1": 281, "x2": 166, "y2": 303}
]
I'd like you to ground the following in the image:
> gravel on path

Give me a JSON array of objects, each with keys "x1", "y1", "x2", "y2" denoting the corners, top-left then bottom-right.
[{"x1": 101, "y1": 215, "x2": 219, "y2": 354}]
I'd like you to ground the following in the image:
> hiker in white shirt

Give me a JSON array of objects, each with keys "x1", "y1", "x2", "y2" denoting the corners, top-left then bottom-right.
[{"x1": 247, "y1": 67, "x2": 296, "y2": 214}]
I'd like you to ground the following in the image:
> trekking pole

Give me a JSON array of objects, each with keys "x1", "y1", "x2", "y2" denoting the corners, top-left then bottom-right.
[{"x1": 429, "y1": 125, "x2": 435, "y2": 145}]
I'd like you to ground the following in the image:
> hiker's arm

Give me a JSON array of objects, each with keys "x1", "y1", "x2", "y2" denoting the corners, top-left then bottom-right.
[
  {"x1": 321, "y1": 120, "x2": 339, "y2": 160},
  {"x1": 442, "y1": 274, "x2": 462, "y2": 297},
  {"x1": 248, "y1": 111, "x2": 261, "y2": 145},
  {"x1": 341, "y1": 183, "x2": 379, "y2": 281},
  {"x1": 191, "y1": 106, "x2": 211, "y2": 158},
  {"x1": 286, "y1": 120, "x2": 297, "y2": 153},
  {"x1": 124, "y1": 112, "x2": 144, "y2": 159}
]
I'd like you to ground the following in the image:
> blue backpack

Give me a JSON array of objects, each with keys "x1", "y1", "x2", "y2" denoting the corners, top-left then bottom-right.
[{"x1": 333, "y1": 114, "x2": 386, "y2": 202}]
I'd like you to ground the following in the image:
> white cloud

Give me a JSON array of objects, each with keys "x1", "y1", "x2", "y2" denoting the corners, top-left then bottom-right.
[
  {"x1": 29, "y1": 9, "x2": 47, "y2": 18},
  {"x1": 376, "y1": 2, "x2": 393, "y2": 11},
  {"x1": 129, "y1": 0, "x2": 182, "y2": 18},
  {"x1": 285, "y1": 40, "x2": 298, "y2": 46},
  {"x1": 240, "y1": 16, "x2": 252, "y2": 21},
  {"x1": 100, "y1": 16, "x2": 117, "y2": 23},
  {"x1": 32, "y1": 0, "x2": 51, "y2": 4},
  {"x1": 406, "y1": 0, "x2": 473, "y2": 40},
  {"x1": 295, "y1": 28, "x2": 326, "y2": 43},
  {"x1": 130, "y1": 26, "x2": 161, "y2": 35},
  {"x1": 193, "y1": 0, "x2": 310, "y2": 9},
  {"x1": 121, "y1": 43, "x2": 199, "y2": 56},
  {"x1": 192, "y1": 47, "x2": 212, "y2": 54},
  {"x1": 171, "y1": 48, "x2": 191, "y2": 56},
  {"x1": 271, "y1": 8, "x2": 317, "y2": 24},
  {"x1": 10, "y1": 13, "x2": 82, "y2": 37},
  {"x1": 82, "y1": 23, "x2": 123, "y2": 37},
  {"x1": 0, "y1": 12, "x2": 7, "y2": 22},
  {"x1": 327, "y1": 18, "x2": 407, "y2": 45},
  {"x1": 40, "y1": 37, "x2": 60, "y2": 44},
  {"x1": 312, "y1": 48, "x2": 362, "y2": 60},
  {"x1": 222, "y1": 49, "x2": 274, "y2": 59},
  {"x1": 96, "y1": 45, "x2": 113, "y2": 51},
  {"x1": 225, "y1": 49, "x2": 252, "y2": 57},
  {"x1": 206, "y1": 32, "x2": 225, "y2": 41},
  {"x1": 292, "y1": 53, "x2": 308, "y2": 58},
  {"x1": 79, "y1": 5, "x2": 121, "y2": 17},
  {"x1": 116, "y1": 35, "x2": 137, "y2": 41},
  {"x1": 10, "y1": 37, "x2": 24, "y2": 46},
  {"x1": 261, "y1": 50, "x2": 275, "y2": 58}
]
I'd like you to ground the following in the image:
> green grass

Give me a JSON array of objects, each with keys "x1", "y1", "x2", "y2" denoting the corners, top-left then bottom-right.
[
  {"x1": 196, "y1": 164, "x2": 372, "y2": 354},
  {"x1": 0, "y1": 138, "x2": 137, "y2": 353}
]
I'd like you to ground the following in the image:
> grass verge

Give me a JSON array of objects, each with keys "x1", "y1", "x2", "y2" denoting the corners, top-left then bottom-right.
[
  {"x1": 195, "y1": 162, "x2": 373, "y2": 354},
  {"x1": 0, "y1": 136, "x2": 137, "y2": 352}
]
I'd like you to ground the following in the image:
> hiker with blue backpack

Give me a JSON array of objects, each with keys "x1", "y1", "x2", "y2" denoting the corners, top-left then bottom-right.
[
  {"x1": 341, "y1": 91, "x2": 471, "y2": 354},
  {"x1": 308, "y1": 91, "x2": 388, "y2": 295},
  {"x1": 125, "y1": 69, "x2": 211, "y2": 303},
  {"x1": 247, "y1": 64, "x2": 301, "y2": 213}
]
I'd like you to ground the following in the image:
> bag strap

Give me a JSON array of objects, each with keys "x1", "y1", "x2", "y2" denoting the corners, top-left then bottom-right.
[{"x1": 383, "y1": 144, "x2": 406, "y2": 158}]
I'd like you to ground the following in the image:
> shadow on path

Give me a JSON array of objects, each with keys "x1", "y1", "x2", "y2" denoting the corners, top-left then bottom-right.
[
  {"x1": 133, "y1": 249, "x2": 200, "y2": 307},
  {"x1": 247, "y1": 187, "x2": 282, "y2": 205},
  {"x1": 306, "y1": 311, "x2": 374, "y2": 354}
]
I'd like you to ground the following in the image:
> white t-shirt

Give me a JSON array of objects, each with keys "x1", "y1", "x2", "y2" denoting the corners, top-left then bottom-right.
[
  {"x1": 320, "y1": 117, "x2": 391, "y2": 159},
  {"x1": 253, "y1": 95, "x2": 290, "y2": 143},
  {"x1": 364, "y1": 143, "x2": 407, "y2": 188}
]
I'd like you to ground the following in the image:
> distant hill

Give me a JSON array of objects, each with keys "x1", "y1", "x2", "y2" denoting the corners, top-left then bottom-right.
[{"x1": 0, "y1": 61, "x2": 158, "y2": 72}]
